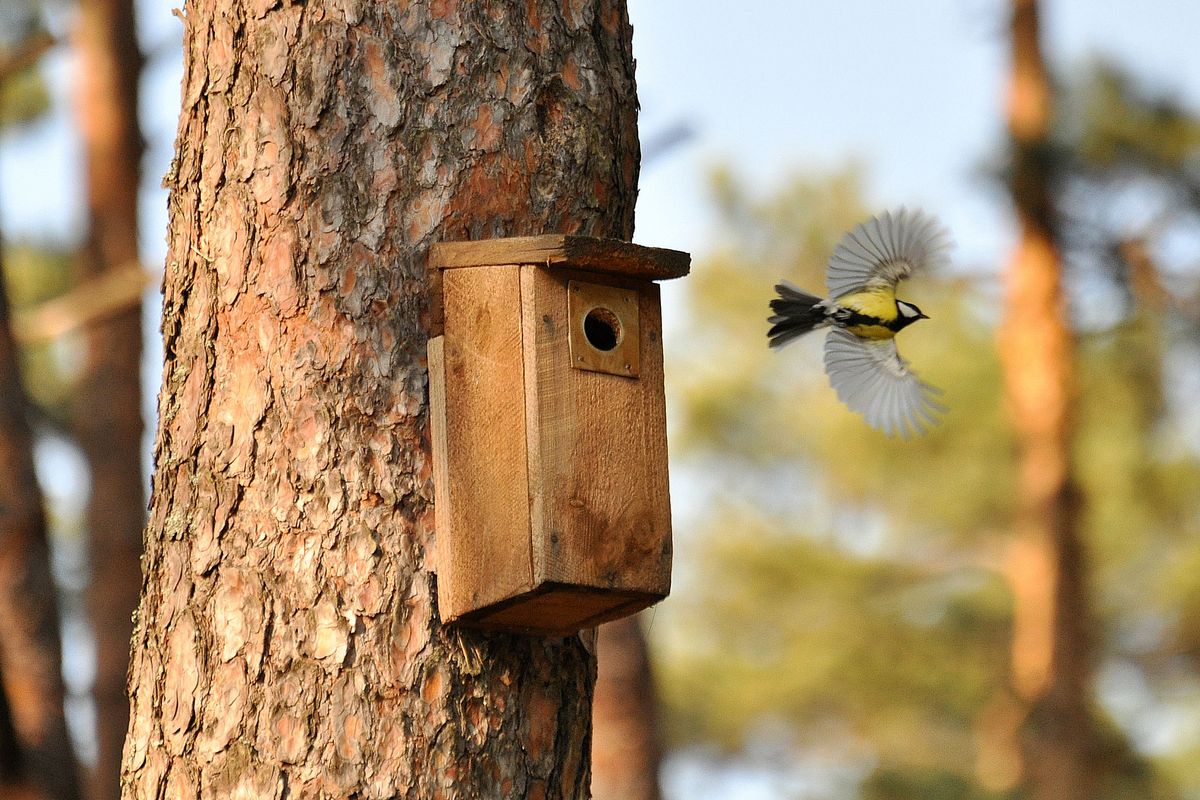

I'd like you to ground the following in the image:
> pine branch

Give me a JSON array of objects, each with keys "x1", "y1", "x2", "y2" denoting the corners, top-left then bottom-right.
[{"x1": 0, "y1": 30, "x2": 56, "y2": 86}]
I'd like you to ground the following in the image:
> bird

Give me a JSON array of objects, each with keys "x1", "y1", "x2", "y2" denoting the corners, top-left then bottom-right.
[{"x1": 767, "y1": 207, "x2": 951, "y2": 438}]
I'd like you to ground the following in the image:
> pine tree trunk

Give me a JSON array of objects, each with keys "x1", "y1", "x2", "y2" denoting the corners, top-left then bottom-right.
[
  {"x1": 0, "y1": 248, "x2": 82, "y2": 799},
  {"x1": 122, "y1": 2, "x2": 639, "y2": 797},
  {"x1": 999, "y1": 2, "x2": 1096, "y2": 798},
  {"x1": 591, "y1": 617, "x2": 663, "y2": 800},
  {"x1": 73, "y1": 1, "x2": 145, "y2": 798}
]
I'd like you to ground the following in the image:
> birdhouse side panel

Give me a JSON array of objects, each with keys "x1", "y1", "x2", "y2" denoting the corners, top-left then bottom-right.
[
  {"x1": 520, "y1": 266, "x2": 673, "y2": 597},
  {"x1": 436, "y1": 265, "x2": 536, "y2": 621}
]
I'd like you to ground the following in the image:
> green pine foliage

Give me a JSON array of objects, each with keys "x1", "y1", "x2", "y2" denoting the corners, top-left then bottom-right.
[
  {"x1": 0, "y1": 63, "x2": 50, "y2": 130},
  {"x1": 0, "y1": 0, "x2": 51, "y2": 130},
  {"x1": 2, "y1": 242, "x2": 79, "y2": 421}
]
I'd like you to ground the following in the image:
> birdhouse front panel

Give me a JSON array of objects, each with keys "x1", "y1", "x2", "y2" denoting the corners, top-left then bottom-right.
[
  {"x1": 519, "y1": 266, "x2": 671, "y2": 597},
  {"x1": 427, "y1": 235, "x2": 689, "y2": 635}
]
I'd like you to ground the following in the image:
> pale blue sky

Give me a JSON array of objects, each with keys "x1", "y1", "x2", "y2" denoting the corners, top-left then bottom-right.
[
  {"x1": 3, "y1": 1, "x2": 1198, "y2": 273},
  {"x1": 631, "y1": 0, "x2": 1200, "y2": 268}
]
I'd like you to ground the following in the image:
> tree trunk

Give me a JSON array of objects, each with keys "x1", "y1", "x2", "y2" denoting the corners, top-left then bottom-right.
[
  {"x1": 122, "y1": 3, "x2": 639, "y2": 798},
  {"x1": 998, "y1": 2, "x2": 1096, "y2": 798},
  {"x1": 591, "y1": 616, "x2": 663, "y2": 800},
  {"x1": 0, "y1": 245, "x2": 82, "y2": 799},
  {"x1": 73, "y1": 1, "x2": 146, "y2": 798}
]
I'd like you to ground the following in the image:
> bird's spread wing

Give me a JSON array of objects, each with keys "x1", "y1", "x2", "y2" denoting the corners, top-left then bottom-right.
[
  {"x1": 826, "y1": 208, "x2": 951, "y2": 299},
  {"x1": 823, "y1": 329, "x2": 946, "y2": 438}
]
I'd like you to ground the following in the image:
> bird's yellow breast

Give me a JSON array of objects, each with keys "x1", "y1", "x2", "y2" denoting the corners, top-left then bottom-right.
[
  {"x1": 845, "y1": 322, "x2": 897, "y2": 340},
  {"x1": 836, "y1": 288, "x2": 899, "y2": 340}
]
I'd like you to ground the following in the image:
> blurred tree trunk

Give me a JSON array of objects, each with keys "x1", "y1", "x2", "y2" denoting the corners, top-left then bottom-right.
[
  {"x1": 73, "y1": 1, "x2": 145, "y2": 798},
  {"x1": 998, "y1": 2, "x2": 1097, "y2": 799},
  {"x1": 592, "y1": 616, "x2": 663, "y2": 800},
  {"x1": 121, "y1": 2, "x2": 639, "y2": 797},
  {"x1": 0, "y1": 245, "x2": 81, "y2": 799}
]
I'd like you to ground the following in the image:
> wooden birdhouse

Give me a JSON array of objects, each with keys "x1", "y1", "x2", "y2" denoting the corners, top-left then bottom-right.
[{"x1": 426, "y1": 235, "x2": 690, "y2": 635}]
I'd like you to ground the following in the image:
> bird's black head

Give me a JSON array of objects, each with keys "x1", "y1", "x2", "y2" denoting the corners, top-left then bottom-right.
[{"x1": 894, "y1": 300, "x2": 929, "y2": 331}]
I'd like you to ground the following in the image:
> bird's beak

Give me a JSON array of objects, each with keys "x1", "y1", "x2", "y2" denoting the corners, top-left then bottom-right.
[{"x1": 919, "y1": 312, "x2": 930, "y2": 320}]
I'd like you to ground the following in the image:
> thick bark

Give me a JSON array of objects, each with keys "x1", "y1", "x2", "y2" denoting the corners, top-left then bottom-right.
[
  {"x1": 122, "y1": 3, "x2": 639, "y2": 798},
  {"x1": 591, "y1": 616, "x2": 662, "y2": 800},
  {"x1": 73, "y1": 1, "x2": 146, "y2": 798},
  {"x1": 0, "y1": 251, "x2": 82, "y2": 799},
  {"x1": 998, "y1": 2, "x2": 1096, "y2": 798}
]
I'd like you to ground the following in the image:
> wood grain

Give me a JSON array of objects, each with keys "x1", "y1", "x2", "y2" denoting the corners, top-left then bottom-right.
[
  {"x1": 437, "y1": 266, "x2": 534, "y2": 622},
  {"x1": 427, "y1": 264, "x2": 445, "y2": 337},
  {"x1": 428, "y1": 235, "x2": 688, "y2": 338},
  {"x1": 431, "y1": 254, "x2": 674, "y2": 633},
  {"x1": 426, "y1": 335, "x2": 450, "y2": 585},
  {"x1": 566, "y1": 279, "x2": 640, "y2": 378},
  {"x1": 430, "y1": 235, "x2": 690, "y2": 280},
  {"x1": 461, "y1": 586, "x2": 662, "y2": 636},
  {"x1": 522, "y1": 265, "x2": 672, "y2": 597}
]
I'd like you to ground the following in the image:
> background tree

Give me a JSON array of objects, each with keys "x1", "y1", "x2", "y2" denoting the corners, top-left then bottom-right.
[
  {"x1": 122, "y1": 2, "x2": 640, "y2": 796},
  {"x1": 0, "y1": 235, "x2": 81, "y2": 800},
  {"x1": 72, "y1": 0, "x2": 145, "y2": 796},
  {"x1": 0, "y1": 19, "x2": 82, "y2": 800},
  {"x1": 998, "y1": 1, "x2": 1098, "y2": 797},
  {"x1": 1051, "y1": 57, "x2": 1200, "y2": 797},
  {"x1": 592, "y1": 617, "x2": 664, "y2": 800}
]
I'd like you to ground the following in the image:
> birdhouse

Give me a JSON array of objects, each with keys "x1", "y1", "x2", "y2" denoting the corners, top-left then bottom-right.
[{"x1": 426, "y1": 235, "x2": 690, "y2": 635}]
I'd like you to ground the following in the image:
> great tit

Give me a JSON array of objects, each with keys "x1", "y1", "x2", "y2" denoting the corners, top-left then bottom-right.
[{"x1": 767, "y1": 208, "x2": 951, "y2": 438}]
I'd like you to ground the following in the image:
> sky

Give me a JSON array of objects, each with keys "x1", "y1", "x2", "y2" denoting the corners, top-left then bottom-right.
[
  {"x1": 631, "y1": 0, "x2": 1200, "y2": 268},
  {"x1": 4, "y1": 1, "x2": 1199, "y2": 270},
  {"x1": 1, "y1": 0, "x2": 1199, "y2": 794}
]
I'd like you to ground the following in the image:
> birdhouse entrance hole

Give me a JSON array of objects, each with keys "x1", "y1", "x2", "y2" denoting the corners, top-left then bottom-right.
[
  {"x1": 584, "y1": 307, "x2": 621, "y2": 351},
  {"x1": 567, "y1": 279, "x2": 639, "y2": 377}
]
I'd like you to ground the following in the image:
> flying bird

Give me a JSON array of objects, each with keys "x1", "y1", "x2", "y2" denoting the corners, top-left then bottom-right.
[{"x1": 767, "y1": 208, "x2": 951, "y2": 438}]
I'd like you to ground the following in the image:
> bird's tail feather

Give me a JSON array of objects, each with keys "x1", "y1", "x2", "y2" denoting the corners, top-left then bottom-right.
[{"x1": 768, "y1": 282, "x2": 828, "y2": 348}]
